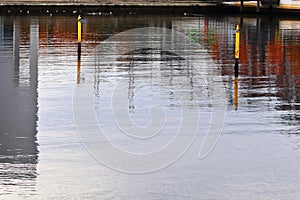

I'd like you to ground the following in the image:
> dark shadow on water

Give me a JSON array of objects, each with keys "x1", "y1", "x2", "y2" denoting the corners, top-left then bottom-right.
[{"x1": 0, "y1": 16, "x2": 39, "y2": 192}]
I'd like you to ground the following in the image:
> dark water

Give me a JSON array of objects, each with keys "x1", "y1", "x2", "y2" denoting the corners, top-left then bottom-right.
[{"x1": 0, "y1": 15, "x2": 299, "y2": 199}]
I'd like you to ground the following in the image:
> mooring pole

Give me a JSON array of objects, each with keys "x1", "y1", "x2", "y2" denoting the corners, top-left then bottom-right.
[
  {"x1": 234, "y1": 25, "x2": 240, "y2": 110},
  {"x1": 256, "y1": 0, "x2": 260, "y2": 13},
  {"x1": 240, "y1": 0, "x2": 244, "y2": 12},
  {"x1": 77, "y1": 15, "x2": 82, "y2": 60},
  {"x1": 235, "y1": 25, "x2": 240, "y2": 61}
]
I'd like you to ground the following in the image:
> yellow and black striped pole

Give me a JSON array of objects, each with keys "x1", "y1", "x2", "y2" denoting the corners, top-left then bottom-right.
[
  {"x1": 77, "y1": 15, "x2": 82, "y2": 84},
  {"x1": 77, "y1": 15, "x2": 82, "y2": 60},
  {"x1": 235, "y1": 25, "x2": 240, "y2": 61},
  {"x1": 234, "y1": 24, "x2": 240, "y2": 110}
]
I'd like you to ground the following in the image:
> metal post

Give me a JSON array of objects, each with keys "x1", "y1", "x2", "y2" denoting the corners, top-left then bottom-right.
[
  {"x1": 234, "y1": 24, "x2": 240, "y2": 110},
  {"x1": 235, "y1": 25, "x2": 240, "y2": 60},
  {"x1": 77, "y1": 15, "x2": 81, "y2": 60},
  {"x1": 240, "y1": 0, "x2": 244, "y2": 12}
]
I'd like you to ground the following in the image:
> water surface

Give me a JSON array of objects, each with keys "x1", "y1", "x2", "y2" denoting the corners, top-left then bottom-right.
[{"x1": 0, "y1": 15, "x2": 300, "y2": 199}]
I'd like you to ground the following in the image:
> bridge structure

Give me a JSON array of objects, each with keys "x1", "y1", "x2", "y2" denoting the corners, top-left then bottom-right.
[{"x1": 0, "y1": 0, "x2": 293, "y2": 14}]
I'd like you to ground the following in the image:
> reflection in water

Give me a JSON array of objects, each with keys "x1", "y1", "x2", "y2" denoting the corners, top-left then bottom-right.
[
  {"x1": 238, "y1": 16, "x2": 300, "y2": 132},
  {"x1": 180, "y1": 15, "x2": 300, "y2": 133},
  {"x1": 92, "y1": 27, "x2": 212, "y2": 155},
  {"x1": 0, "y1": 17, "x2": 39, "y2": 195},
  {"x1": 234, "y1": 60, "x2": 239, "y2": 111},
  {"x1": 0, "y1": 15, "x2": 300, "y2": 198},
  {"x1": 77, "y1": 59, "x2": 81, "y2": 84},
  {"x1": 76, "y1": 15, "x2": 300, "y2": 198},
  {"x1": 114, "y1": 48, "x2": 196, "y2": 111}
]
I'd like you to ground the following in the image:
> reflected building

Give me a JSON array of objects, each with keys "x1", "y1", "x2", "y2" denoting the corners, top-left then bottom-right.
[
  {"x1": 236, "y1": 17, "x2": 300, "y2": 112},
  {"x1": 169, "y1": 16, "x2": 299, "y2": 124},
  {"x1": 0, "y1": 17, "x2": 39, "y2": 190},
  {"x1": 198, "y1": 16, "x2": 300, "y2": 127}
]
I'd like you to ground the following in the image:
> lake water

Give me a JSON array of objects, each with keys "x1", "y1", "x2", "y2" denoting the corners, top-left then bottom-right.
[{"x1": 0, "y1": 14, "x2": 300, "y2": 199}]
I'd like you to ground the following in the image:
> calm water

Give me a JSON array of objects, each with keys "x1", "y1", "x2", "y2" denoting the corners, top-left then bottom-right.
[{"x1": 0, "y1": 14, "x2": 300, "y2": 199}]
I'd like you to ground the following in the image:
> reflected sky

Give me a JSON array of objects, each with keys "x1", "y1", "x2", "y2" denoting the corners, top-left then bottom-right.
[{"x1": 0, "y1": 14, "x2": 299, "y2": 199}]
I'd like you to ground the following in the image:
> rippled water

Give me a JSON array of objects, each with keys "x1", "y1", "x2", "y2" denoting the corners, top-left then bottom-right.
[{"x1": 0, "y1": 14, "x2": 300, "y2": 199}]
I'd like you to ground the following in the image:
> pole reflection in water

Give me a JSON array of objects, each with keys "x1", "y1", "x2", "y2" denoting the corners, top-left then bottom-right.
[
  {"x1": 92, "y1": 27, "x2": 210, "y2": 155},
  {"x1": 0, "y1": 17, "x2": 39, "y2": 196},
  {"x1": 234, "y1": 61, "x2": 239, "y2": 111},
  {"x1": 77, "y1": 59, "x2": 81, "y2": 84}
]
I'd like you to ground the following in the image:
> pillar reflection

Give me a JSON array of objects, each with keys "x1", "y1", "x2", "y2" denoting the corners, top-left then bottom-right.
[
  {"x1": 0, "y1": 17, "x2": 39, "y2": 190},
  {"x1": 13, "y1": 18, "x2": 20, "y2": 87}
]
